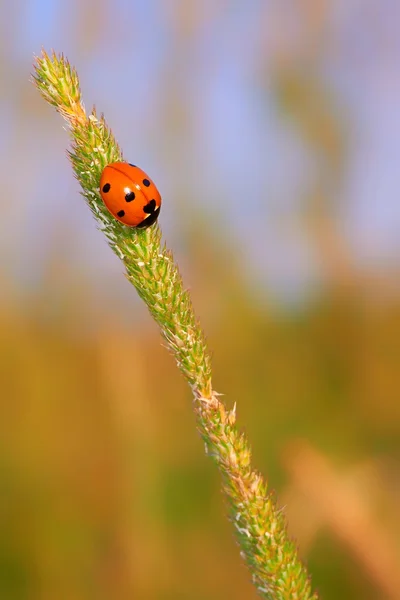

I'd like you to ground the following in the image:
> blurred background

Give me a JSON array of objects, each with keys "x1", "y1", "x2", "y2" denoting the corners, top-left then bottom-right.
[{"x1": 1, "y1": 1, "x2": 400, "y2": 598}]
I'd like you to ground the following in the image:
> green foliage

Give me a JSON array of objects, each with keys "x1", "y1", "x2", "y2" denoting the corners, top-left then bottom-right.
[{"x1": 32, "y1": 49, "x2": 318, "y2": 600}]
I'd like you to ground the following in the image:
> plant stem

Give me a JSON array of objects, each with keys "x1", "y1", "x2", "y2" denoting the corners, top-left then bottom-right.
[{"x1": 32, "y1": 49, "x2": 318, "y2": 600}]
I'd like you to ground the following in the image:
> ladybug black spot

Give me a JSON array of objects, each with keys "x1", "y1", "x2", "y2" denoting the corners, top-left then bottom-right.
[
  {"x1": 137, "y1": 206, "x2": 160, "y2": 228},
  {"x1": 142, "y1": 178, "x2": 150, "y2": 187},
  {"x1": 143, "y1": 199, "x2": 156, "y2": 214},
  {"x1": 102, "y1": 183, "x2": 111, "y2": 193},
  {"x1": 117, "y1": 210, "x2": 125, "y2": 218},
  {"x1": 125, "y1": 191, "x2": 135, "y2": 202}
]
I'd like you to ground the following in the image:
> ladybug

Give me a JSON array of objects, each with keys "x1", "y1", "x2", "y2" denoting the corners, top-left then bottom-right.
[{"x1": 99, "y1": 162, "x2": 161, "y2": 228}]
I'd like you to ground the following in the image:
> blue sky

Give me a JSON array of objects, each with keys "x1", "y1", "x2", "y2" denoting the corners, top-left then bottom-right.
[{"x1": 2, "y1": 0, "x2": 400, "y2": 305}]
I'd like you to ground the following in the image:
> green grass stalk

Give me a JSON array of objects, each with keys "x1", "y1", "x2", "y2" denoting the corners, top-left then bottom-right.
[{"x1": 32, "y1": 49, "x2": 318, "y2": 600}]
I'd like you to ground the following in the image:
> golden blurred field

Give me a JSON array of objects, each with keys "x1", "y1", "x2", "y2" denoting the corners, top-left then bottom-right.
[
  {"x1": 1, "y1": 2, "x2": 400, "y2": 599},
  {"x1": 2, "y1": 245, "x2": 400, "y2": 599}
]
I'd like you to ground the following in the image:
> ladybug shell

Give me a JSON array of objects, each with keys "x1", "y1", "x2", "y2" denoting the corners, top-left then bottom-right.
[{"x1": 99, "y1": 162, "x2": 161, "y2": 228}]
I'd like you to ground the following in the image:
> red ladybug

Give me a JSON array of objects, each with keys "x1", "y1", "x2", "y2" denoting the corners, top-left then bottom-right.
[{"x1": 99, "y1": 162, "x2": 161, "y2": 228}]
